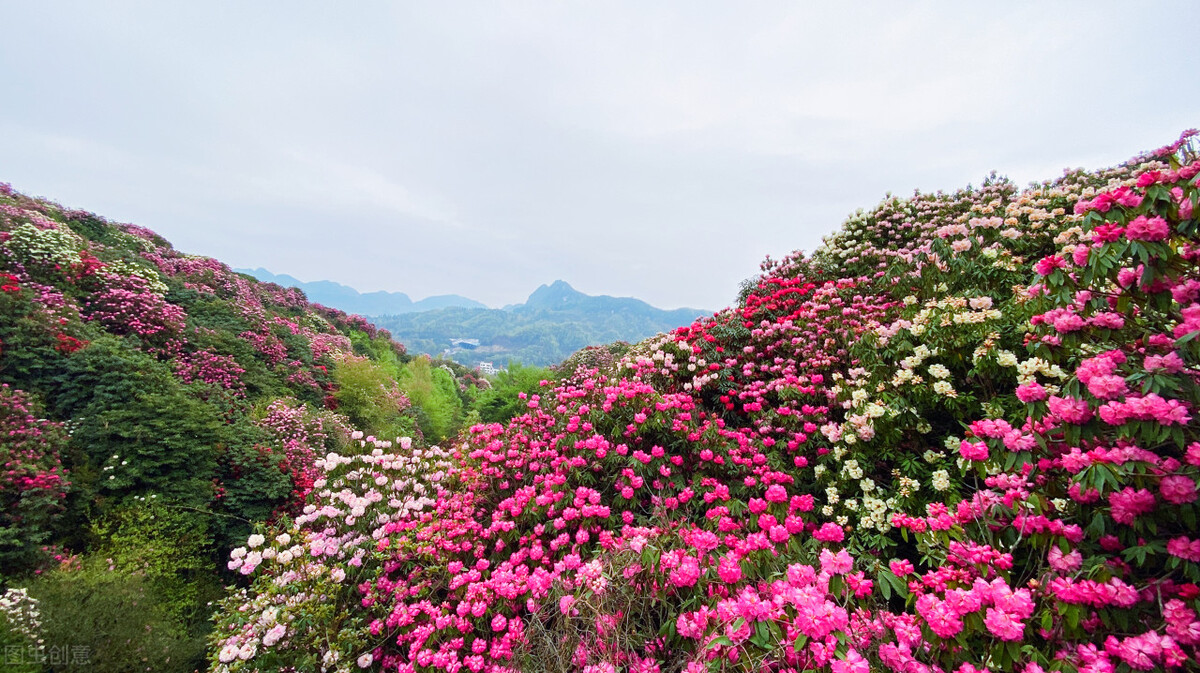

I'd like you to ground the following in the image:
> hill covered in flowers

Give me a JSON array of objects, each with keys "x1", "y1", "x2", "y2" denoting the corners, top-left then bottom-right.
[
  {"x1": 0, "y1": 189, "x2": 482, "y2": 670},
  {"x1": 209, "y1": 132, "x2": 1200, "y2": 673}
]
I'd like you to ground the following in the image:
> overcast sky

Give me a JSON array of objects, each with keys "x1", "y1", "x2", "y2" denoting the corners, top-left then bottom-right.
[{"x1": 1, "y1": 2, "x2": 1197, "y2": 310}]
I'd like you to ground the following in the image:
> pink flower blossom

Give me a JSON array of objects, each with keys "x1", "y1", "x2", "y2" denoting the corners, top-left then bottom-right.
[
  {"x1": 1016, "y1": 381, "x2": 1048, "y2": 403},
  {"x1": 668, "y1": 555, "x2": 702, "y2": 588},
  {"x1": 984, "y1": 607, "x2": 1026, "y2": 641},
  {"x1": 916, "y1": 594, "x2": 963, "y2": 638},
  {"x1": 819, "y1": 549, "x2": 853, "y2": 575},
  {"x1": 1145, "y1": 352, "x2": 1184, "y2": 374},
  {"x1": 1168, "y1": 536, "x2": 1200, "y2": 562},
  {"x1": 1034, "y1": 255, "x2": 1068, "y2": 276},
  {"x1": 813, "y1": 522, "x2": 845, "y2": 543},
  {"x1": 717, "y1": 553, "x2": 742, "y2": 584},
  {"x1": 831, "y1": 649, "x2": 870, "y2": 673},
  {"x1": 1086, "y1": 374, "x2": 1127, "y2": 400},
  {"x1": 1125, "y1": 215, "x2": 1171, "y2": 242},
  {"x1": 1109, "y1": 487, "x2": 1156, "y2": 525},
  {"x1": 959, "y1": 440, "x2": 989, "y2": 462},
  {"x1": 1160, "y1": 475, "x2": 1197, "y2": 505},
  {"x1": 1047, "y1": 395, "x2": 1093, "y2": 425},
  {"x1": 1048, "y1": 545, "x2": 1082, "y2": 573}
]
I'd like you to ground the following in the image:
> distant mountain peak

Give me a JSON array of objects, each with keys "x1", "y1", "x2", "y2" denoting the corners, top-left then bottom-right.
[{"x1": 525, "y1": 279, "x2": 585, "y2": 307}]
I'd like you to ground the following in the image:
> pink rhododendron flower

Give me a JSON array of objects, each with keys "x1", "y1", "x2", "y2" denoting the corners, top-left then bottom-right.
[
  {"x1": 1086, "y1": 374, "x2": 1127, "y2": 400},
  {"x1": 1145, "y1": 352, "x2": 1185, "y2": 374},
  {"x1": 959, "y1": 440, "x2": 989, "y2": 461},
  {"x1": 1016, "y1": 381, "x2": 1048, "y2": 403},
  {"x1": 916, "y1": 594, "x2": 963, "y2": 639},
  {"x1": 1109, "y1": 487, "x2": 1156, "y2": 525},
  {"x1": 984, "y1": 607, "x2": 1026, "y2": 641},
  {"x1": 559, "y1": 595, "x2": 576, "y2": 616},
  {"x1": 1049, "y1": 545, "x2": 1083, "y2": 572},
  {"x1": 1034, "y1": 255, "x2": 1068, "y2": 276},
  {"x1": 819, "y1": 548, "x2": 854, "y2": 575},
  {"x1": 717, "y1": 553, "x2": 742, "y2": 584},
  {"x1": 1048, "y1": 395, "x2": 1093, "y2": 424},
  {"x1": 1168, "y1": 536, "x2": 1200, "y2": 562},
  {"x1": 1125, "y1": 215, "x2": 1171, "y2": 241},
  {"x1": 1160, "y1": 475, "x2": 1197, "y2": 505},
  {"x1": 831, "y1": 649, "x2": 870, "y2": 673},
  {"x1": 813, "y1": 522, "x2": 845, "y2": 543},
  {"x1": 668, "y1": 555, "x2": 702, "y2": 588}
]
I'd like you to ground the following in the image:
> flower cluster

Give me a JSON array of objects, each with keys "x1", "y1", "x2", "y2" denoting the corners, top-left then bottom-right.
[
  {"x1": 0, "y1": 385, "x2": 70, "y2": 574},
  {"x1": 173, "y1": 348, "x2": 248, "y2": 395},
  {"x1": 255, "y1": 398, "x2": 354, "y2": 511},
  {"x1": 0, "y1": 587, "x2": 44, "y2": 652},
  {"x1": 84, "y1": 272, "x2": 187, "y2": 347},
  {"x1": 211, "y1": 437, "x2": 452, "y2": 671}
]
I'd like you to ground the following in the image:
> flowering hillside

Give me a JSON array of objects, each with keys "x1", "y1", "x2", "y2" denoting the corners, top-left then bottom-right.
[
  {"x1": 211, "y1": 132, "x2": 1200, "y2": 673},
  {"x1": 0, "y1": 186, "x2": 482, "y2": 670}
]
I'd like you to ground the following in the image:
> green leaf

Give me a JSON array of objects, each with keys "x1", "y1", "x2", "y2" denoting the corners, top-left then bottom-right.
[{"x1": 707, "y1": 636, "x2": 734, "y2": 649}]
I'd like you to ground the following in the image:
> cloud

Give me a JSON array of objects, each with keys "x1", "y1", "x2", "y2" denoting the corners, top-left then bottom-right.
[{"x1": 1, "y1": 1, "x2": 1198, "y2": 310}]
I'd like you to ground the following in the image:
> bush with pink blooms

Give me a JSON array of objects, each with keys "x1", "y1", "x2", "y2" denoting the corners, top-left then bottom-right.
[
  {"x1": 254, "y1": 397, "x2": 354, "y2": 513},
  {"x1": 210, "y1": 132, "x2": 1200, "y2": 672},
  {"x1": 0, "y1": 181, "x2": 484, "y2": 671},
  {"x1": 0, "y1": 385, "x2": 69, "y2": 574},
  {"x1": 211, "y1": 437, "x2": 452, "y2": 671}
]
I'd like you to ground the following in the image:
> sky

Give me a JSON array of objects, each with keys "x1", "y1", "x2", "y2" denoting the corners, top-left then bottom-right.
[{"x1": 1, "y1": 2, "x2": 1197, "y2": 311}]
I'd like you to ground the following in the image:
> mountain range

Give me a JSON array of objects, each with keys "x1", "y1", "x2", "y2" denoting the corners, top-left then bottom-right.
[
  {"x1": 236, "y1": 268, "x2": 488, "y2": 314},
  {"x1": 372, "y1": 284, "x2": 710, "y2": 367},
  {"x1": 237, "y1": 270, "x2": 710, "y2": 367}
]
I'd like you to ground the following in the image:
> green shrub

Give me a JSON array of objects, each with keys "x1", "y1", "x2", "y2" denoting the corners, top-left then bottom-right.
[
  {"x1": 27, "y1": 558, "x2": 203, "y2": 673},
  {"x1": 88, "y1": 502, "x2": 222, "y2": 628},
  {"x1": 397, "y1": 356, "x2": 462, "y2": 442},
  {"x1": 332, "y1": 353, "x2": 416, "y2": 441},
  {"x1": 474, "y1": 360, "x2": 556, "y2": 423}
]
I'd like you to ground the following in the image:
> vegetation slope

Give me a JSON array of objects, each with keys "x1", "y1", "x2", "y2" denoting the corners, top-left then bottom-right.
[
  {"x1": 206, "y1": 131, "x2": 1200, "y2": 673},
  {"x1": 0, "y1": 189, "x2": 480, "y2": 670}
]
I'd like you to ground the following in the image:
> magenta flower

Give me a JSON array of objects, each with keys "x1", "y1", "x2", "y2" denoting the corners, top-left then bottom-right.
[
  {"x1": 1161, "y1": 476, "x2": 1197, "y2": 505},
  {"x1": 1125, "y1": 215, "x2": 1171, "y2": 242},
  {"x1": 1047, "y1": 396, "x2": 1093, "y2": 425},
  {"x1": 1016, "y1": 381, "x2": 1048, "y2": 403},
  {"x1": 668, "y1": 555, "x2": 702, "y2": 588},
  {"x1": 1168, "y1": 536, "x2": 1200, "y2": 562},
  {"x1": 830, "y1": 649, "x2": 870, "y2": 673},
  {"x1": 813, "y1": 522, "x2": 845, "y2": 543},
  {"x1": 1109, "y1": 487, "x2": 1156, "y2": 525},
  {"x1": 716, "y1": 553, "x2": 742, "y2": 584},
  {"x1": 984, "y1": 607, "x2": 1025, "y2": 641},
  {"x1": 959, "y1": 440, "x2": 989, "y2": 462},
  {"x1": 819, "y1": 549, "x2": 853, "y2": 575}
]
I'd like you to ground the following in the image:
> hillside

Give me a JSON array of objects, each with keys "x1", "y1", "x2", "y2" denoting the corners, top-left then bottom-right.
[
  {"x1": 0, "y1": 187, "x2": 480, "y2": 670},
  {"x1": 206, "y1": 131, "x2": 1200, "y2": 672},
  {"x1": 374, "y1": 280, "x2": 710, "y2": 367}
]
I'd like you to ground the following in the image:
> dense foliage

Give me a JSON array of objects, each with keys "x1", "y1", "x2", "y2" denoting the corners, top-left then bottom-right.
[
  {"x1": 211, "y1": 132, "x2": 1200, "y2": 673},
  {"x1": 473, "y1": 361, "x2": 558, "y2": 424},
  {"x1": 0, "y1": 186, "x2": 481, "y2": 669}
]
